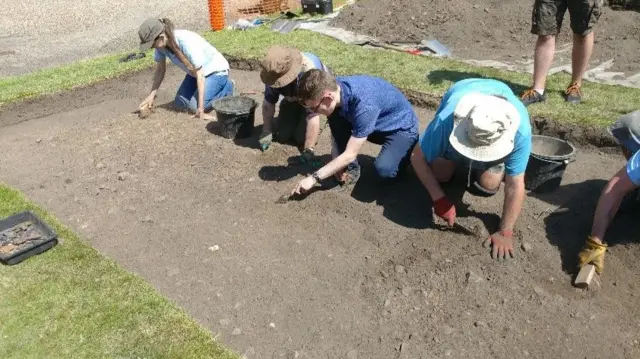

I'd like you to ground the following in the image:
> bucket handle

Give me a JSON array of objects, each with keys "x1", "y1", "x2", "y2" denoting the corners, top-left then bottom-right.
[{"x1": 531, "y1": 154, "x2": 576, "y2": 165}]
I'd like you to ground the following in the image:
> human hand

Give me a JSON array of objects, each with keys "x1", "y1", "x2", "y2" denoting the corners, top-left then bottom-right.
[
  {"x1": 139, "y1": 94, "x2": 155, "y2": 111},
  {"x1": 259, "y1": 132, "x2": 272, "y2": 152},
  {"x1": 291, "y1": 176, "x2": 317, "y2": 195},
  {"x1": 483, "y1": 230, "x2": 515, "y2": 260},
  {"x1": 300, "y1": 148, "x2": 321, "y2": 168},
  {"x1": 433, "y1": 196, "x2": 456, "y2": 226},
  {"x1": 192, "y1": 109, "x2": 215, "y2": 121},
  {"x1": 577, "y1": 236, "x2": 607, "y2": 274}
]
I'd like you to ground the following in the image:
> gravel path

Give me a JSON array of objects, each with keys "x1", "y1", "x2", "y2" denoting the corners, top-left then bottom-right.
[{"x1": 0, "y1": 0, "x2": 211, "y2": 76}]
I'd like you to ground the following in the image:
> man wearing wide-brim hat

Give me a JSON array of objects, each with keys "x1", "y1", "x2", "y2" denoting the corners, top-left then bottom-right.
[
  {"x1": 410, "y1": 78, "x2": 532, "y2": 260},
  {"x1": 258, "y1": 45, "x2": 329, "y2": 164},
  {"x1": 577, "y1": 110, "x2": 640, "y2": 276}
]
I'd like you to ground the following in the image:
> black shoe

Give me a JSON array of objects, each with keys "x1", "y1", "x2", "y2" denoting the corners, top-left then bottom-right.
[
  {"x1": 565, "y1": 83, "x2": 582, "y2": 104},
  {"x1": 520, "y1": 89, "x2": 547, "y2": 106}
]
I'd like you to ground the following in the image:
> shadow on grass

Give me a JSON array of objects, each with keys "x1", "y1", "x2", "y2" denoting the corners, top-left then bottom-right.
[{"x1": 427, "y1": 70, "x2": 529, "y2": 96}]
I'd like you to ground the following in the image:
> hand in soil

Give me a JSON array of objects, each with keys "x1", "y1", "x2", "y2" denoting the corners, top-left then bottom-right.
[
  {"x1": 139, "y1": 96, "x2": 154, "y2": 112},
  {"x1": 483, "y1": 230, "x2": 515, "y2": 260},
  {"x1": 577, "y1": 236, "x2": 607, "y2": 274},
  {"x1": 433, "y1": 196, "x2": 456, "y2": 226},
  {"x1": 292, "y1": 176, "x2": 318, "y2": 195},
  {"x1": 193, "y1": 110, "x2": 215, "y2": 121}
]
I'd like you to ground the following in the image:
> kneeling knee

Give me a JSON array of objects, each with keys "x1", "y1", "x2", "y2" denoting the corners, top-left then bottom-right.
[{"x1": 375, "y1": 161, "x2": 398, "y2": 179}]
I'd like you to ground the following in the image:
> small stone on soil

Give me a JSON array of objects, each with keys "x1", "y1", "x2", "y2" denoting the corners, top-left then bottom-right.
[
  {"x1": 474, "y1": 321, "x2": 487, "y2": 327},
  {"x1": 117, "y1": 172, "x2": 129, "y2": 181},
  {"x1": 231, "y1": 327, "x2": 242, "y2": 335},
  {"x1": 346, "y1": 350, "x2": 358, "y2": 359},
  {"x1": 141, "y1": 215, "x2": 153, "y2": 223},
  {"x1": 380, "y1": 271, "x2": 389, "y2": 278},
  {"x1": 466, "y1": 271, "x2": 484, "y2": 284},
  {"x1": 533, "y1": 286, "x2": 545, "y2": 296},
  {"x1": 96, "y1": 162, "x2": 105, "y2": 170},
  {"x1": 219, "y1": 318, "x2": 230, "y2": 326},
  {"x1": 521, "y1": 242, "x2": 533, "y2": 252},
  {"x1": 209, "y1": 245, "x2": 220, "y2": 252},
  {"x1": 269, "y1": 322, "x2": 276, "y2": 328},
  {"x1": 36, "y1": 138, "x2": 42, "y2": 143},
  {"x1": 443, "y1": 326, "x2": 454, "y2": 335},
  {"x1": 401, "y1": 287, "x2": 412, "y2": 296},
  {"x1": 395, "y1": 264, "x2": 406, "y2": 274}
]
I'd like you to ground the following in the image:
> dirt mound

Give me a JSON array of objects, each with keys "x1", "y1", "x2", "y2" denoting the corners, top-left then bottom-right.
[{"x1": 331, "y1": 0, "x2": 640, "y2": 73}]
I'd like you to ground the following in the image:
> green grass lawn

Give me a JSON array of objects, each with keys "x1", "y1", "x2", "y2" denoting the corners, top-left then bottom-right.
[
  {"x1": 0, "y1": 185, "x2": 237, "y2": 359},
  {"x1": 1, "y1": 27, "x2": 639, "y2": 127}
]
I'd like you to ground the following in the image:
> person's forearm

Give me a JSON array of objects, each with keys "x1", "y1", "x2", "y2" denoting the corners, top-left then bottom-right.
[
  {"x1": 500, "y1": 180, "x2": 525, "y2": 231},
  {"x1": 196, "y1": 71, "x2": 205, "y2": 113},
  {"x1": 262, "y1": 102, "x2": 276, "y2": 133},
  {"x1": 150, "y1": 64, "x2": 166, "y2": 96},
  {"x1": 410, "y1": 147, "x2": 445, "y2": 201},
  {"x1": 304, "y1": 115, "x2": 321, "y2": 149},
  {"x1": 591, "y1": 182, "x2": 626, "y2": 242},
  {"x1": 315, "y1": 152, "x2": 358, "y2": 180}
]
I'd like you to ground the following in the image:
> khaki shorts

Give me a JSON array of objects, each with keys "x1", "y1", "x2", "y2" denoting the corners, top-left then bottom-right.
[{"x1": 531, "y1": 0, "x2": 602, "y2": 36}]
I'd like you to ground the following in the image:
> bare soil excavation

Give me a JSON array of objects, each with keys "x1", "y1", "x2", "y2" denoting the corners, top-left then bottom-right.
[
  {"x1": 0, "y1": 68, "x2": 638, "y2": 358},
  {"x1": 332, "y1": 0, "x2": 640, "y2": 74}
]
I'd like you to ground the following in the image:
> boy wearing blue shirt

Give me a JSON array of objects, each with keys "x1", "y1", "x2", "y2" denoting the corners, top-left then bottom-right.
[
  {"x1": 578, "y1": 111, "x2": 640, "y2": 275},
  {"x1": 291, "y1": 69, "x2": 419, "y2": 194},
  {"x1": 259, "y1": 46, "x2": 329, "y2": 164},
  {"x1": 411, "y1": 78, "x2": 532, "y2": 260}
]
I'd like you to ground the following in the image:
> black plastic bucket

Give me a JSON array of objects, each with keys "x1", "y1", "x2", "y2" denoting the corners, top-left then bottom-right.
[
  {"x1": 524, "y1": 135, "x2": 576, "y2": 193},
  {"x1": 211, "y1": 96, "x2": 257, "y2": 139}
]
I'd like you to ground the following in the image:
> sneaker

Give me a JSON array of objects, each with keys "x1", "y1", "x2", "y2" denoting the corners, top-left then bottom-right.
[
  {"x1": 565, "y1": 83, "x2": 582, "y2": 104},
  {"x1": 520, "y1": 89, "x2": 546, "y2": 106},
  {"x1": 343, "y1": 163, "x2": 361, "y2": 186},
  {"x1": 332, "y1": 163, "x2": 361, "y2": 192}
]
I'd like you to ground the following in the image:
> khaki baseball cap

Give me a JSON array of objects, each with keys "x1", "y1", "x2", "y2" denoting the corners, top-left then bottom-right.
[
  {"x1": 260, "y1": 45, "x2": 303, "y2": 88},
  {"x1": 138, "y1": 18, "x2": 164, "y2": 51}
]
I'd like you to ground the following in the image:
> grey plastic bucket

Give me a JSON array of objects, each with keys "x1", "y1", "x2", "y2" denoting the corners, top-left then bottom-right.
[
  {"x1": 211, "y1": 96, "x2": 257, "y2": 139},
  {"x1": 524, "y1": 135, "x2": 576, "y2": 193}
]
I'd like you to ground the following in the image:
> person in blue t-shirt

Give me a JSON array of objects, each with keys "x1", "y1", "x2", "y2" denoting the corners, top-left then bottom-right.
[
  {"x1": 258, "y1": 46, "x2": 329, "y2": 164},
  {"x1": 577, "y1": 110, "x2": 640, "y2": 275},
  {"x1": 411, "y1": 78, "x2": 532, "y2": 260},
  {"x1": 290, "y1": 69, "x2": 419, "y2": 195},
  {"x1": 137, "y1": 18, "x2": 233, "y2": 120}
]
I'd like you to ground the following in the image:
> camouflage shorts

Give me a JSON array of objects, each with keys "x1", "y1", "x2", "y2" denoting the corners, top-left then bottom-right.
[
  {"x1": 531, "y1": 0, "x2": 602, "y2": 36},
  {"x1": 274, "y1": 100, "x2": 327, "y2": 148}
]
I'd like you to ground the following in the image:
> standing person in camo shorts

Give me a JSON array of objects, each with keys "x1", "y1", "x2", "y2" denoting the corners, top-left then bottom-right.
[
  {"x1": 521, "y1": 0, "x2": 602, "y2": 106},
  {"x1": 258, "y1": 45, "x2": 329, "y2": 165}
]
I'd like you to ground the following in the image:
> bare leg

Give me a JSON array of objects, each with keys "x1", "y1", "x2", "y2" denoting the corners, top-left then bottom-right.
[
  {"x1": 432, "y1": 158, "x2": 456, "y2": 183},
  {"x1": 477, "y1": 170, "x2": 504, "y2": 192},
  {"x1": 570, "y1": 32, "x2": 594, "y2": 85},
  {"x1": 532, "y1": 35, "x2": 556, "y2": 91}
]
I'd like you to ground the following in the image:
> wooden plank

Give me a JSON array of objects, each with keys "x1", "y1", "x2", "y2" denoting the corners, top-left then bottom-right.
[{"x1": 574, "y1": 264, "x2": 596, "y2": 288}]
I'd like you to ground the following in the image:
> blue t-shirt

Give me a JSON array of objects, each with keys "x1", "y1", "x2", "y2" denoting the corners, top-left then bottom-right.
[
  {"x1": 264, "y1": 52, "x2": 327, "y2": 104},
  {"x1": 419, "y1": 78, "x2": 532, "y2": 176},
  {"x1": 154, "y1": 30, "x2": 229, "y2": 76},
  {"x1": 626, "y1": 150, "x2": 640, "y2": 186},
  {"x1": 336, "y1": 75, "x2": 419, "y2": 138}
]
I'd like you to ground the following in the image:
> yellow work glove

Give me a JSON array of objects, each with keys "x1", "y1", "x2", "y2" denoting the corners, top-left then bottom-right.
[{"x1": 577, "y1": 236, "x2": 607, "y2": 274}]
